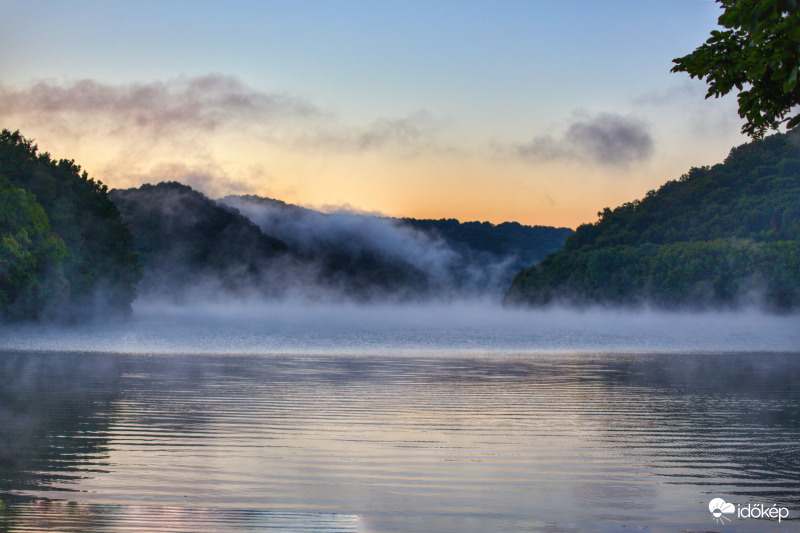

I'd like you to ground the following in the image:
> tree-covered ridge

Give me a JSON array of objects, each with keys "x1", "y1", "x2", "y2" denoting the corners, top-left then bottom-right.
[
  {"x1": 112, "y1": 188, "x2": 571, "y2": 302},
  {"x1": 109, "y1": 182, "x2": 289, "y2": 298},
  {"x1": 0, "y1": 130, "x2": 140, "y2": 321},
  {"x1": 400, "y1": 218, "x2": 572, "y2": 271},
  {"x1": 506, "y1": 131, "x2": 800, "y2": 310},
  {"x1": 220, "y1": 194, "x2": 573, "y2": 299},
  {"x1": 221, "y1": 195, "x2": 572, "y2": 274}
]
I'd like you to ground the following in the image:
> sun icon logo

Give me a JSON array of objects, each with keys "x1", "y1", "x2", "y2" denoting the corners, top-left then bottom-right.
[{"x1": 709, "y1": 497, "x2": 736, "y2": 524}]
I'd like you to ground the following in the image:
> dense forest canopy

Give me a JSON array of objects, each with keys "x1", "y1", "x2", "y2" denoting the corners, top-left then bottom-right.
[
  {"x1": 506, "y1": 130, "x2": 800, "y2": 310},
  {"x1": 0, "y1": 130, "x2": 140, "y2": 321}
]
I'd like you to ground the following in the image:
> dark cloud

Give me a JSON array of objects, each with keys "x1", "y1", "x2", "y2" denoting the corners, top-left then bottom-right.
[
  {"x1": 517, "y1": 113, "x2": 654, "y2": 166},
  {"x1": 0, "y1": 75, "x2": 321, "y2": 136},
  {"x1": 565, "y1": 114, "x2": 654, "y2": 165}
]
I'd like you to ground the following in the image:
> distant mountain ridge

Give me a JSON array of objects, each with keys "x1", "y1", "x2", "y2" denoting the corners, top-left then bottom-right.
[
  {"x1": 220, "y1": 194, "x2": 572, "y2": 299},
  {"x1": 505, "y1": 131, "x2": 800, "y2": 311},
  {"x1": 109, "y1": 183, "x2": 572, "y2": 301},
  {"x1": 220, "y1": 194, "x2": 572, "y2": 269}
]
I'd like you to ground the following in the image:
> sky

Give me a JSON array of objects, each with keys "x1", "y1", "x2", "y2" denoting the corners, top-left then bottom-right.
[{"x1": 0, "y1": 0, "x2": 751, "y2": 228}]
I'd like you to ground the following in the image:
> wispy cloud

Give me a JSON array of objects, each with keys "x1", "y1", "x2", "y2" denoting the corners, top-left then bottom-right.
[
  {"x1": 356, "y1": 111, "x2": 440, "y2": 150},
  {"x1": 514, "y1": 113, "x2": 654, "y2": 167},
  {"x1": 0, "y1": 75, "x2": 322, "y2": 136},
  {"x1": 632, "y1": 81, "x2": 706, "y2": 107},
  {"x1": 296, "y1": 110, "x2": 450, "y2": 153},
  {"x1": 632, "y1": 81, "x2": 743, "y2": 139},
  {"x1": 115, "y1": 162, "x2": 259, "y2": 199},
  {"x1": 0, "y1": 75, "x2": 450, "y2": 154}
]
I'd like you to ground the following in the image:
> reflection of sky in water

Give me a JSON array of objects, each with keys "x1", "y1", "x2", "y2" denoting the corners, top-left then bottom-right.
[
  {"x1": 1, "y1": 350, "x2": 798, "y2": 532},
  {"x1": 3, "y1": 502, "x2": 359, "y2": 532},
  {"x1": 1, "y1": 302, "x2": 799, "y2": 354}
]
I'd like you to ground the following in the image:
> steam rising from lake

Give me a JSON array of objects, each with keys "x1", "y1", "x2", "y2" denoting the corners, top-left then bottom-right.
[
  {"x1": 2, "y1": 300, "x2": 798, "y2": 355},
  {"x1": 2, "y1": 300, "x2": 799, "y2": 533}
]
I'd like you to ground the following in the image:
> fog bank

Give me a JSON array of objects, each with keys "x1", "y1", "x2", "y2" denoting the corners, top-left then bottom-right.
[
  {"x1": 1, "y1": 300, "x2": 798, "y2": 356},
  {"x1": 218, "y1": 195, "x2": 542, "y2": 299}
]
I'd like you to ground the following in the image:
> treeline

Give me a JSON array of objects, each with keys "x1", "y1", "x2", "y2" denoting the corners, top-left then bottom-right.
[
  {"x1": 506, "y1": 131, "x2": 800, "y2": 310},
  {"x1": 400, "y1": 218, "x2": 572, "y2": 273},
  {"x1": 0, "y1": 130, "x2": 140, "y2": 321}
]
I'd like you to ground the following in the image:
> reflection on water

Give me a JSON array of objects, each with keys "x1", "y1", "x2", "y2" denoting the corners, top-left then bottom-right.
[
  {"x1": 0, "y1": 502, "x2": 359, "y2": 533},
  {"x1": 0, "y1": 353, "x2": 120, "y2": 497},
  {"x1": 1, "y1": 351, "x2": 799, "y2": 532}
]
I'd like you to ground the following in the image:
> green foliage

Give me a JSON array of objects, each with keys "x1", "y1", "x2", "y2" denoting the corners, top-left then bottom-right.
[
  {"x1": 509, "y1": 240, "x2": 800, "y2": 310},
  {"x1": 672, "y1": 0, "x2": 800, "y2": 139},
  {"x1": 506, "y1": 131, "x2": 800, "y2": 310},
  {"x1": 0, "y1": 129, "x2": 141, "y2": 321},
  {"x1": 0, "y1": 176, "x2": 69, "y2": 320}
]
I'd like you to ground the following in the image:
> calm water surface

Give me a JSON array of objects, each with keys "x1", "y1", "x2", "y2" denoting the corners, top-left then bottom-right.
[{"x1": 1, "y1": 304, "x2": 799, "y2": 532}]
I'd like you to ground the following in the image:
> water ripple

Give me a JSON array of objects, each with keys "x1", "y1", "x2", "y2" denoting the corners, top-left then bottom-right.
[{"x1": 1, "y1": 351, "x2": 798, "y2": 532}]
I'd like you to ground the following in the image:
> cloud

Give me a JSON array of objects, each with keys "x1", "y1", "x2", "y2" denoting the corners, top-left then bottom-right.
[
  {"x1": 0, "y1": 75, "x2": 451, "y2": 155},
  {"x1": 633, "y1": 81, "x2": 744, "y2": 139},
  {"x1": 219, "y1": 195, "x2": 523, "y2": 298},
  {"x1": 293, "y1": 110, "x2": 450, "y2": 154},
  {"x1": 516, "y1": 113, "x2": 654, "y2": 166},
  {"x1": 355, "y1": 111, "x2": 440, "y2": 150},
  {"x1": 632, "y1": 81, "x2": 707, "y2": 106},
  {"x1": 0, "y1": 75, "x2": 322, "y2": 136}
]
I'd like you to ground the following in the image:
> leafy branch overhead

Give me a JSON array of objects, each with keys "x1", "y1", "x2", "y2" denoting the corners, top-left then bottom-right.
[{"x1": 672, "y1": 0, "x2": 800, "y2": 139}]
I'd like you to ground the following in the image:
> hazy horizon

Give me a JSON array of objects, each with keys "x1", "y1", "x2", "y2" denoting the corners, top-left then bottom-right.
[{"x1": 0, "y1": 1, "x2": 756, "y2": 228}]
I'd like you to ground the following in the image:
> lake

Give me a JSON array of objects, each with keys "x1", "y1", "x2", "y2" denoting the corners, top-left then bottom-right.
[{"x1": 1, "y1": 302, "x2": 799, "y2": 532}]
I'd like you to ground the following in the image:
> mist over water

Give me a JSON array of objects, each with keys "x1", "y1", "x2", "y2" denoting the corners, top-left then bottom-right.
[
  {"x1": 2, "y1": 300, "x2": 799, "y2": 532},
  {"x1": 1, "y1": 299, "x2": 798, "y2": 355}
]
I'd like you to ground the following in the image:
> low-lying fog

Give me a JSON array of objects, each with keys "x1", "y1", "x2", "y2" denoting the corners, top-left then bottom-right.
[{"x1": 2, "y1": 299, "x2": 798, "y2": 355}]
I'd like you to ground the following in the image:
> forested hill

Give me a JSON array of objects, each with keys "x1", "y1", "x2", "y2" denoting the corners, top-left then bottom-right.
[
  {"x1": 0, "y1": 130, "x2": 140, "y2": 322},
  {"x1": 399, "y1": 218, "x2": 572, "y2": 273},
  {"x1": 222, "y1": 195, "x2": 572, "y2": 277},
  {"x1": 109, "y1": 183, "x2": 289, "y2": 299},
  {"x1": 220, "y1": 194, "x2": 572, "y2": 299},
  {"x1": 108, "y1": 187, "x2": 571, "y2": 302},
  {"x1": 505, "y1": 131, "x2": 800, "y2": 311}
]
